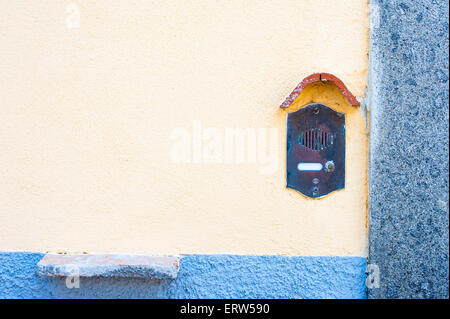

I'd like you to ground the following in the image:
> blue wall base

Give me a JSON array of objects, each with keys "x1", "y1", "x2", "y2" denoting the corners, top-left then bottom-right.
[{"x1": 0, "y1": 252, "x2": 367, "y2": 299}]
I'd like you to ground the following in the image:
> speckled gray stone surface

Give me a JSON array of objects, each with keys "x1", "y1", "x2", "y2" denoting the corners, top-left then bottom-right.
[{"x1": 368, "y1": 0, "x2": 449, "y2": 298}]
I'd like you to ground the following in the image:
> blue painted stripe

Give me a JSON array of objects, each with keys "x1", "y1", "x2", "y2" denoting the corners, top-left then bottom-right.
[{"x1": 0, "y1": 252, "x2": 367, "y2": 299}]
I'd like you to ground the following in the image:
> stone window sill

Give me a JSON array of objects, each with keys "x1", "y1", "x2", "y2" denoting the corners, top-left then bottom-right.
[{"x1": 36, "y1": 254, "x2": 180, "y2": 279}]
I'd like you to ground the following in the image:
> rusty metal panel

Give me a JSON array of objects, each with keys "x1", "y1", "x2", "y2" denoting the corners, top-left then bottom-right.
[{"x1": 286, "y1": 103, "x2": 345, "y2": 198}]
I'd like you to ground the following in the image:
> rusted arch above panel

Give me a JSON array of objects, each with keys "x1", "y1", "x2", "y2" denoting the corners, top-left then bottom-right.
[{"x1": 280, "y1": 73, "x2": 360, "y2": 108}]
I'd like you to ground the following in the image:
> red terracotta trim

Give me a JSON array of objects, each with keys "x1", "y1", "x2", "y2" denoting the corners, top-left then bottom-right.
[
  {"x1": 320, "y1": 73, "x2": 360, "y2": 107},
  {"x1": 280, "y1": 73, "x2": 320, "y2": 108},
  {"x1": 280, "y1": 73, "x2": 360, "y2": 108}
]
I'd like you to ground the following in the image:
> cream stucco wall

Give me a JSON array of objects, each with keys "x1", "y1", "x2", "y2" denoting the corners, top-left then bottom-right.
[{"x1": 0, "y1": 1, "x2": 369, "y2": 256}]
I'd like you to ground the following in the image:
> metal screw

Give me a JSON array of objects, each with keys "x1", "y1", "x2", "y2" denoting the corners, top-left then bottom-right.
[{"x1": 325, "y1": 160, "x2": 335, "y2": 172}]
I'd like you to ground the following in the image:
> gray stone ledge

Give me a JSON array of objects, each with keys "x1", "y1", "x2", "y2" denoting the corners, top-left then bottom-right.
[{"x1": 36, "y1": 254, "x2": 180, "y2": 279}]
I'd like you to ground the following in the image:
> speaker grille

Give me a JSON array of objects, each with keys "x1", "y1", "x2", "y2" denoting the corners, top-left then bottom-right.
[{"x1": 298, "y1": 128, "x2": 334, "y2": 151}]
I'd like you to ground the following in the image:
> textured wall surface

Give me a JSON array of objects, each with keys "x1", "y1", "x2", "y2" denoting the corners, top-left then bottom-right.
[
  {"x1": 0, "y1": 252, "x2": 367, "y2": 299},
  {"x1": 0, "y1": 1, "x2": 369, "y2": 256},
  {"x1": 368, "y1": 0, "x2": 449, "y2": 298}
]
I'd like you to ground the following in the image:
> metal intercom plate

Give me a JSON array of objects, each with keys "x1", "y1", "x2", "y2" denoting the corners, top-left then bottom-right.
[{"x1": 286, "y1": 103, "x2": 345, "y2": 198}]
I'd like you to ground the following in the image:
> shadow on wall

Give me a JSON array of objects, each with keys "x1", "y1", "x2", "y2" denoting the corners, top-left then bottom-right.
[{"x1": 0, "y1": 252, "x2": 367, "y2": 299}]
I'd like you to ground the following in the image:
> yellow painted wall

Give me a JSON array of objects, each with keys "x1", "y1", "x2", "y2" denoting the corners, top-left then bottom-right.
[{"x1": 0, "y1": 1, "x2": 369, "y2": 256}]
